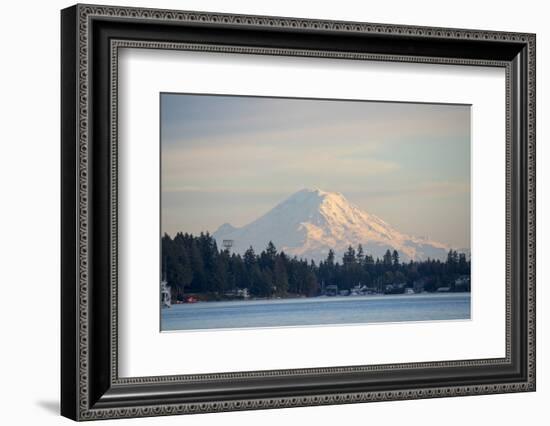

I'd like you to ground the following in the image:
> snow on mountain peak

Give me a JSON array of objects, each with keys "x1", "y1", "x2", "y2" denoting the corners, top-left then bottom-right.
[{"x1": 213, "y1": 188, "x2": 450, "y2": 262}]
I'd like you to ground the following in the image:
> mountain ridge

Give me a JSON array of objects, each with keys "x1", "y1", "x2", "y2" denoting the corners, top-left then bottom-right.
[{"x1": 213, "y1": 188, "x2": 452, "y2": 262}]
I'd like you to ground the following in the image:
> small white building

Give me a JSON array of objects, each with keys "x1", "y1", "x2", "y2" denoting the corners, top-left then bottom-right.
[{"x1": 224, "y1": 288, "x2": 250, "y2": 299}]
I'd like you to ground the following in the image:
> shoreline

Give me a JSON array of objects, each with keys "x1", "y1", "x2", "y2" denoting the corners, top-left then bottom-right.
[{"x1": 169, "y1": 290, "x2": 471, "y2": 306}]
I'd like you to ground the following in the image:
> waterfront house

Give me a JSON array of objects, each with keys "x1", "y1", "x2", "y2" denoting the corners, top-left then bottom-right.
[
  {"x1": 384, "y1": 283, "x2": 406, "y2": 295},
  {"x1": 413, "y1": 279, "x2": 426, "y2": 293},
  {"x1": 223, "y1": 288, "x2": 251, "y2": 299},
  {"x1": 325, "y1": 284, "x2": 338, "y2": 296},
  {"x1": 454, "y1": 275, "x2": 471, "y2": 292}
]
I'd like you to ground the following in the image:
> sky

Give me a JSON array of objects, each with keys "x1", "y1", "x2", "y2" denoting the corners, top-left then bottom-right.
[{"x1": 161, "y1": 93, "x2": 471, "y2": 249}]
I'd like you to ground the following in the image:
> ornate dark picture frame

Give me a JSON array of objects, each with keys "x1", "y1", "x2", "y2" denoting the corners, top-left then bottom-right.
[{"x1": 61, "y1": 4, "x2": 536, "y2": 421}]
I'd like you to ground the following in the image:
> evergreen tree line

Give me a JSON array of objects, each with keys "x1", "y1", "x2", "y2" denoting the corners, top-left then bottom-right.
[{"x1": 162, "y1": 232, "x2": 470, "y2": 301}]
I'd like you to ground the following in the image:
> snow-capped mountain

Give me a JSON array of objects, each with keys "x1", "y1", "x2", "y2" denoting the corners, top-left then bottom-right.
[{"x1": 213, "y1": 188, "x2": 450, "y2": 262}]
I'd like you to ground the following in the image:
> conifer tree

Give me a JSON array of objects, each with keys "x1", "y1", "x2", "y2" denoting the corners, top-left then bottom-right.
[
  {"x1": 392, "y1": 250, "x2": 400, "y2": 267},
  {"x1": 343, "y1": 246, "x2": 356, "y2": 265},
  {"x1": 357, "y1": 244, "x2": 365, "y2": 265},
  {"x1": 383, "y1": 249, "x2": 393, "y2": 265},
  {"x1": 274, "y1": 256, "x2": 289, "y2": 296}
]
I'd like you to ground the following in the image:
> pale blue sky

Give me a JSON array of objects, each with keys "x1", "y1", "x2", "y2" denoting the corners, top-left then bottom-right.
[{"x1": 161, "y1": 94, "x2": 470, "y2": 249}]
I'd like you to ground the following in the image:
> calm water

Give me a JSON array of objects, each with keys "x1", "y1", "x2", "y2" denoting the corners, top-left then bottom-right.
[{"x1": 161, "y1": 293, "x2": 470, "y2": 331}]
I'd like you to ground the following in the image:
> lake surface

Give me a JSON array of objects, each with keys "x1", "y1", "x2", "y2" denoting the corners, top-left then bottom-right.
[{"x1": 161, "y1": 293, "x2": 470, "y2": 331}]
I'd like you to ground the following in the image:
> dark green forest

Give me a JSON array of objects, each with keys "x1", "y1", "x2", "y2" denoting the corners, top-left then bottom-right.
[{"x1": 162, "y1": 232, "x2": 470, "y2": 301}]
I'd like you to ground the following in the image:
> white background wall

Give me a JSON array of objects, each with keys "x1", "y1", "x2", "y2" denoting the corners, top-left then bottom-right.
[{"x1": 0, "y1": 0, "x2": 547, "y2": 424}]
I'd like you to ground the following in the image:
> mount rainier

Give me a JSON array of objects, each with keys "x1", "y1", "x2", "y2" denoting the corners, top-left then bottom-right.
[{"x1": 213, "y1": 188, "x2": 451, "y2": 263}]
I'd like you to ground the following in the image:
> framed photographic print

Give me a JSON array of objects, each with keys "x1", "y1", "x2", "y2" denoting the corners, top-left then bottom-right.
[{"x1": 61, "y1": 4, "x2": 536, "y2": 421}]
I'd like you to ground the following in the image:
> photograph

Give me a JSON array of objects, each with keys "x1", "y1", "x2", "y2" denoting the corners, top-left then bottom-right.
[
  {"x1": 57, "y1": 3, "x2": 536, "y2": 420},
  {"x1": 160, "y1": 94, "x2": 472, "y2": 331}
]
